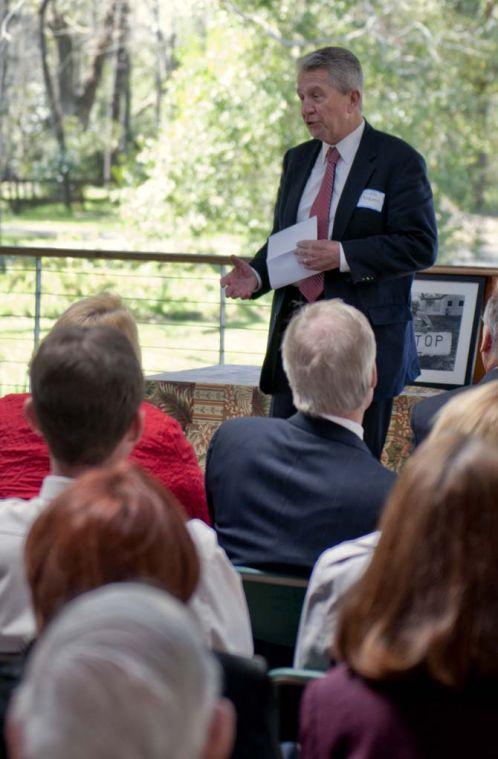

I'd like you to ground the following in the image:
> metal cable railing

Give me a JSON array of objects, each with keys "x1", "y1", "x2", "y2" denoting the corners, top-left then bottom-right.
[{"x1": 0, "y1": 246, "x2": 273, "y2": 394}]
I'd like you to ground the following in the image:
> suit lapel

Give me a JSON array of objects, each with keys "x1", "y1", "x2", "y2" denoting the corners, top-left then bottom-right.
[
  {"x1": 332, "y1": 122, "x2": 377, "y2": 241},
  {"x1": 284, "y1": 141, "x2": 321, "y2": 227}
]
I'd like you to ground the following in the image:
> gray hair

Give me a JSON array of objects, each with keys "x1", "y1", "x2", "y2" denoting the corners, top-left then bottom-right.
[
  {"x1": 282, "y1": 300, "x2": 376, "y2": 416},
  {"x1": 298, "y1": 46, "x2": 363, "y2": 95},
  {"x1": 10, "y1": 584, "x2": 221, "y2": 759},
  {"x1": 483, "y1": 289, "x2": 498, "y2": 358}
]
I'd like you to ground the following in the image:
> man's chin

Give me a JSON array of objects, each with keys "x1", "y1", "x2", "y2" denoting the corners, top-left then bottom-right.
[{"x1": 307, "y1": 124, "x2": 323, "y2": 140}]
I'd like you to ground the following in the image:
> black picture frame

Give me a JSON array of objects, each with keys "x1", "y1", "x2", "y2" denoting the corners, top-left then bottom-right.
[{"x1": 411, "y1": 273, "x2": 486, "y2": 389}]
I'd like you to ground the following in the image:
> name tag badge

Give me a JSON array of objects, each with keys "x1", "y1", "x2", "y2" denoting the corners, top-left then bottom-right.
[{"x1": 357, "y1": 189, "x2": 385, "y2": 212}]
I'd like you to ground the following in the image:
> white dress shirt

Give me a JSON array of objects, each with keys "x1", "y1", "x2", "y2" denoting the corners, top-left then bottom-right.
[
  {"x1": 293, "y1": 530, "x2": 379, "y2": 670},
  {"x1": 252, "y1": 119, "x2": 365, "y2": 288},
  {"x1": 0, "y1": 477, "x2": 253, "y2": 657},
  {"x1": 187, "y1": 519, "x2": 253, "y2": 656}
]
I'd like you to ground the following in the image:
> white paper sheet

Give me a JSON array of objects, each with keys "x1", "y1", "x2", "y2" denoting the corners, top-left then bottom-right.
[{"x1": 267, "y1": 216, "x2": 318, "y2": 289}]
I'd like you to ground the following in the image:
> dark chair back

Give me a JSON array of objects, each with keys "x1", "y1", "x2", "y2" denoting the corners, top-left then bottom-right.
[
  {"x1": 236, "y1": 566, "x2": 308, "y2": 667},
  {"x1": 270, "y1": 667, "x2": 324, "y2": 743}
]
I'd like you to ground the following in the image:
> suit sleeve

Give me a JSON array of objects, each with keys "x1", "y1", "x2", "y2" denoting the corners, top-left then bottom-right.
[{"x1": 342, "y1": 151, "x2": 437, "y2": 284}]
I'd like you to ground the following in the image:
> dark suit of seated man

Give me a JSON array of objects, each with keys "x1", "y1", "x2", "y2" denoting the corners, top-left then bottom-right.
[
  {"x1": 206, "y1": 299, "x2": 396, "y2": 576},
  {"x1": 411, "y1": 290, "x2": 498, "y2": 447}
]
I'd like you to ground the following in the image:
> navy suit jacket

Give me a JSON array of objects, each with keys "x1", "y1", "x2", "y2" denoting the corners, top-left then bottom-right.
[
  {"x1": 206, "y1": 412, "x2": 396, "y2": 575},
  {"x1": 250, "y1": 122, "x2": 438, "y2": 400},
  {"x1": 410, "y1": 367, "x2": 498, "y2": 447}
]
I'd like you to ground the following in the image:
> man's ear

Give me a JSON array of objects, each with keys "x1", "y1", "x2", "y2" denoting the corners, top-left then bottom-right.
[
  {"x1": 23, "y1": 397, "x2": 43, "y2": 437},
  {"x1": 480, "y1": 324, "x2": 492, "y2": 356},
  {"x1": 108, "y1": 408, "x2": 145, "y2": 464},
  {"x1": 371, "y1": 362, "x2": 378, "y2": 390},
  {"x1": 348, "y1": 89, "x2": 361, "y2": 111},
  {"x1": 132, "y1": 408, "x2": 144, "y2": 446},
  {"x1": 202, "y1": 699, "x2": 235, "y2": 759},
  {"x1": 124, "y1": 408, "x2": 144, "y2": 451}
]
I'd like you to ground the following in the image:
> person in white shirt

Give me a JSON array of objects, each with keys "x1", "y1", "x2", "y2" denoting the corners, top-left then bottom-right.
[
  {"x1": 0, "y1": 325, "x2": 252, "y2": 656},
  {"x1": 294, "y1": 531, "x2": 379, "y2": 670},
  {"x1": 206, "y1": 300, "x2": 395, "y2": 576}
]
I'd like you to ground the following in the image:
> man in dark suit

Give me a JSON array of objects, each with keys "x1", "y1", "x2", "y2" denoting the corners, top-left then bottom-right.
[
  {"x1": 221, "y1": 47, "x2": 438, "y2": 458},
  {"x1": 411, "y1": 289, "x2": 498, "y2": 446},
  {"x1": 206, "y1": 300, "x2": 396, "y2": 576}
]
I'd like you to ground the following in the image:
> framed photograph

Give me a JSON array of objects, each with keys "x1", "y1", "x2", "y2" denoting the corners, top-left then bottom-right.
[{"x1": 411, "y1": 274, "x2": 486, "y2": 388}]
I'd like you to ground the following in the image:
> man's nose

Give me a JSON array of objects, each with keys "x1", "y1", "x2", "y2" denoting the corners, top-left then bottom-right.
[{"x1": 301, "y1": 98, "x2": 314, "y2": 116}]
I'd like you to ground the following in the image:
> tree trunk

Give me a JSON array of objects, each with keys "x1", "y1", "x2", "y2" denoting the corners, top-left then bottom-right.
[
  {"x1": 39, "y1": 0, "x2": 72, "y2": 208},
  {"x1": 0, "y1": 0, "x2": 9, "y2": 179},
  {"x1": 75, "y1": 0, "x2": 119, "y2": 129},
  {"x1": 111, "y1": 0, "x2": 132, "y2": 154},
  {"x1": 151, "y1": 0, "x2": 177, "y2": 129},
  {"x1": 48, "y1": 9, "x2": 76, "y2": 115}
]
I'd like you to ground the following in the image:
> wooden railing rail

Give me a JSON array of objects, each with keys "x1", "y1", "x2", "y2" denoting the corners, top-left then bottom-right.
[{"x1": 2, "y1": 246, "x2": 498, "y2": 278}]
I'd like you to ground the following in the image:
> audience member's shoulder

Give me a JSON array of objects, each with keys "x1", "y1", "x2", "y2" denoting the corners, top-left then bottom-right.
[
  {"x1": 0, "y1": 392, "x2": 29, "y2": 414},
  {"x1": 214, "y1": 414, "x2": 286, "y2": 437},
  {"x1": 0, "y1": 494, "x2": 45, "y2": 535},
  {"x1": 363, "y1": 454, "x2": 396, "y2": 489},
  {"x1": 186, "y1": 518, "x2": 220, "y2": 559},
  {"x1": 140, "y1": 400, "x2": 184, "y2": 436},
  {"x1": 305, "y1": 663, "x2": 406, "y2": 729},
  {"x1": 314, "y1": 531, "x2": 380, "y2": 574},
  {"x1": 0, "y1": 393, "x2": 32, "y2": 434}
]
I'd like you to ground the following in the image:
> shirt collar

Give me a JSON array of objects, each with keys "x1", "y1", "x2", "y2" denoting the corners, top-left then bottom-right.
[
  {"x1": 320, "y1": 119, "x2": 365, "y2": 166},
  {"x1": 319, "y1": 413, "x2": 364, "y2": 440},
  {"x1": 38, "y1": 475, "x2": 73, "y2": 502}
]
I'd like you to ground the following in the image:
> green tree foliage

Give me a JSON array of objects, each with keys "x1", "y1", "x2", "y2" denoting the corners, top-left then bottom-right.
[{"x1": 122, "y1": 0, "x2": 498, "y2": 259}]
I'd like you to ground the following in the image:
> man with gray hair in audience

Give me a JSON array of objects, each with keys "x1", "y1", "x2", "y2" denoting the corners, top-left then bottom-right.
[
  {"x1": 7, "y1": 583, "x2": 235, "y2": 759},
  {"x1": 206, "y1": 299, "x2": 396, "y2": 576}
]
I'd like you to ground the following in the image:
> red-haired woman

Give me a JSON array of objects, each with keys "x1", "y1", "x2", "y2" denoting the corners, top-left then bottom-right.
[
  {"x1": 300, "y1": 433, "x2": 498, "y2": 759},
  {"x1": 25, "y1": 462, "x2": 199, "y2": 627}
]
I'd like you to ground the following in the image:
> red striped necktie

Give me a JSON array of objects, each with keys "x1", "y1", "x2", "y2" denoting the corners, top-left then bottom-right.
[{"x1": 299, "y1": 146, "x2": 340, "y2": 303}]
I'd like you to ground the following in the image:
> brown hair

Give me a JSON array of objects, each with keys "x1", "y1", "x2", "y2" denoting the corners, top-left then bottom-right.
[
  {"x1": 30, "y1": 325, "x2": 144, "y2": 465},
  {"x1": 336, "y1": 433, "x2": 498, "y2": 687},
  {"x1": 53, "y1": 293, "x2": 141, "y2": 364},
  {"x1": 25, "y1": 462, "x2": 200, "y2": 628}
]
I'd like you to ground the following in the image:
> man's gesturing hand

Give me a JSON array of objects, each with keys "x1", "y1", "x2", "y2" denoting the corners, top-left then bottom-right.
[
  {"x1": 295, "y1": 240, "x2": 341, "y2": 272},
  {"x1": 221, "y1": 256, "x2": 258, "y2": 299}
]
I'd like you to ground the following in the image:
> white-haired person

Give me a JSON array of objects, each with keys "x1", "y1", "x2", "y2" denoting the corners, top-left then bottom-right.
[
  {"x1": 7, "y1": 583, "x2": 235, "y2": 759},
  {"x1": 0, "y1": 293, "x2": 210, "y2": 524},
  {"x1": 206, "y1": 299, "x2": 396, "y2": 577}
]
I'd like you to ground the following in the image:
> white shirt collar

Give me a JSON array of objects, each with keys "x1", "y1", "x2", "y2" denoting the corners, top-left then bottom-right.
[
  {"x1": 319, "y1": 413, "x2": 364, "y2": 440},
  {"x1": 38, "y1": 474, "x2": 73, "y2": 502},
  {"x1": 320, "y1": 119, "x2": 365, "y2": 166}
]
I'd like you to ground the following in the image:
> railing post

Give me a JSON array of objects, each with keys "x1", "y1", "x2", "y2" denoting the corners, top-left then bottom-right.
[
  {"x1": 34, "y1": 257, "x2": 42, "y2": 349},
  {"x1": 219, "y1": 264, "x2": 226, "y2": 365}
]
